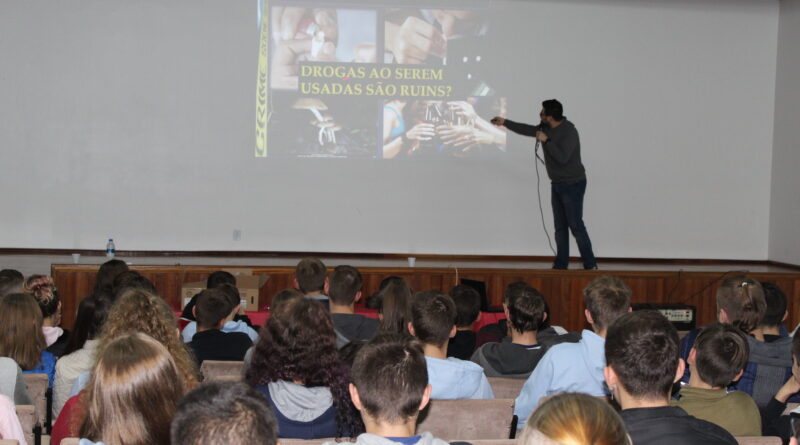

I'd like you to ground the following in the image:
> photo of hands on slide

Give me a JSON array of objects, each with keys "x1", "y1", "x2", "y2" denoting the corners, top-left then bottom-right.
[{"x1": 259, "y1": 2, "x2": 506, "y2": 159}]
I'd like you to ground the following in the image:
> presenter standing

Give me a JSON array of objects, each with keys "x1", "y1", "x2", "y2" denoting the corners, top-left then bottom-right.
[{"x1": 491, "y1": 99, "x2": 597, "y2": 270}]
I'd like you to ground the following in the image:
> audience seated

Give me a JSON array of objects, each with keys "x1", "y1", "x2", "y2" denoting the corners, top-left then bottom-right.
[
  {"x1": 24, "y1": 274, "x2": 70, "y2": 357},
  {"x1": 296, "y1": 257, "x2": 330, "y2": 306},
  {"x1": 90, "y1": 259, "x2": 129, "y2": 297},
  {"x1": 518, "y1": 392, "x2": 629, "y2": 445},
  {"x1": 187, "y1": 288, "x2": 253, "y2": 365},
  {"x1": 476, "y1": 283, "x2": 575, "y2": 349},
  {"x1": 76, "y1": 332, "x2": 186, "y2": 445},
  {"x1": 329, "y1": 265, "x2": 379, "y2": 346},
  {"x1": 53, "y1": 293, "x2": 112, "y2": 419},
  {"x1": 182, "y1": 284, "x2": 258, "y2": 343},
  {"x1": 245, "y1": 297, "x2": 362, "y2": 439},
  {"x1": 364, "y1": 276, "x2": 404, "y2": 310},
  {"x1": 761, "y1": 333, "x2": 800, "y2": 443},
  {"x1": 446, "y1": 285, "x2": 481, "y2": 360},
  {"x1": 514, "y1": 276, "x2": 631, "y2": 427},
  {"x1": 52, "y1": 288, "x2": 200, "y2": 445},
  {"x1": 0, "y1": 269, "x2": 24, "y2": 298},
  {"x1": 171, "y1": 381, "x2": 279, "y2": 445},
  {"x1": 471, "y1": 282, "x2": 550, "y2": 378},
  {"x1": 326, "y1": 333, "x2": 449, "y2": 445},
  {"x1": 734, "y1": 282, "x2": 795, "y2": 410},
  {"x1": 680, "y1": 275, "x2": 766, "y2": 383},
  {"x1": 672, "y1": 322, "x2": 761, "y2": 436},
  {"x1": 377, "y1": 278, "x2": 413, "y2": 334},
  {"x1": 605, "y1": 310, "x2": 737, "y2": 445},
  {"x1": 0, "y1": 293, "x2": 57, "y2": 387},
  {"x1": 409, "y1": 291, "x2": 493, "y2": 400},
  {"x1": 179, "y1": 271, "x2": 256, "y2": 330}
]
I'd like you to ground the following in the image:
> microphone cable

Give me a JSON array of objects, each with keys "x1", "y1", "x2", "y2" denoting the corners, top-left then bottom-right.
[{"x1": 534, "y1": 139, "x2": 557, "y2": 256}]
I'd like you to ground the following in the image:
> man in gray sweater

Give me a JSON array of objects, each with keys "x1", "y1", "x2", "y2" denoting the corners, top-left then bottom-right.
[{"x1": 492, "y1": 99, "x2": 597, "y2": 270}]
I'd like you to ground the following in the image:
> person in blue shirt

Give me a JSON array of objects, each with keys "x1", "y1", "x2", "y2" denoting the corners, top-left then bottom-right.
[
  {"x1": 408, "y1": 290, "x2": 493, "y2": 400},
  {"x1": 514, "y1": 276, "x2": 632, "y2": 428},
  {"x1": 0, "y1": 293, "x2": 57, "y2": 387}
]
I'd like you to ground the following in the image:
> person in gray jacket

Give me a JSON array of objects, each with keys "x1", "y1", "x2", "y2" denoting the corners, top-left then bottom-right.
[{"x1": 325, "y1": 333, "x2": 448, "y2": 445}]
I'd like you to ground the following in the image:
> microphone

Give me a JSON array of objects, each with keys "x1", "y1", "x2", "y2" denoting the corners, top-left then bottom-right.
[{"x1": 534, "y1": 121, "x2": 545, "y2": 163}]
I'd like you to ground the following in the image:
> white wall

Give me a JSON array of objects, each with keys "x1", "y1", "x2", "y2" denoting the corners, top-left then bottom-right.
[
  {"x1": 769, "y1": 0, "x2": 800, "y2": 265},
  {"x1": 0, "y1": 0, "x2": 782, "y2": 259}
]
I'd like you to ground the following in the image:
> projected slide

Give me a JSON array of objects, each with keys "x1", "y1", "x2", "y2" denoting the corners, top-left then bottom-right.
[{"x1": 255, "y1": 2, "x2": 507, "y2": 159}]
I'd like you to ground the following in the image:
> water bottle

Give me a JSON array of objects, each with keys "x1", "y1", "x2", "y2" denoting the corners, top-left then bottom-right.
[{"x1": 106, "y1": 238, "x2": 116, "y2": 259}]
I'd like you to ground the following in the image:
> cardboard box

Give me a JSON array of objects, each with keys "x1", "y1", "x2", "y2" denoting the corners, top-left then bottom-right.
[{"x1": 180, "y1": 272, "x2": 269, "y2": 312}]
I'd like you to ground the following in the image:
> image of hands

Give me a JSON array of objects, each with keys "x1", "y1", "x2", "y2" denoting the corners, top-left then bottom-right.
[
  {"x1": 267, "y1": 93, "x2": 377, "y2": 158},
  {"x1": 383, "y1": 9, "x2": 488, "y2": 65},
  {"x1": 271, "y1": 7, "x2": 376, "y2": 90},
  {"x1": 383, "y1": 97, "x2": 507, "y2": 159}
]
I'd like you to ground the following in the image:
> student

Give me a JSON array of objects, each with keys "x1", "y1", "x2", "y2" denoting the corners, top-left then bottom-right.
[
  {"x1": 187, "y1": 288, "x2": 253, "y2": 365},
  {"x1": 514, "y1": 276, "x2": 631, "y2": 427},
  {"x1": 605, "y1": 311, "x2": 737, "y2": 445},
  {"x1": 0, "y1": 268, "x2": 24, "y2": 298},
  {"x1": 78, "y1": 333, "x2": 186, "y2": 445},
  {"x1": 329, "y1": 265, "x2": 379, "y2": 345},
  {"x1": 180, "y1": 270, "x2": 236, "y2": 320},
  {"x1": 171, "y1": 381, "x2": 279, "y2": 445},
  {"x1": 518, "y1": 393, "x2": 629, "y2": 445},
  {"x1": 672, "y1": 323, "x2": 760, "y2": 436},
  {"x1": 91, "y1": 259, "x2": 129, "y2": 296},
  {"x1": 734, "y1": 282, "x2": 795, "y2": 410},
  {"x1": 52, "y1": 289, "x2": 200, "y2": 445},
  {"x1": 408, "y1": 291, "x2": 493, "y2": 400},
  {"x1": 25, "y1": 275, "x2": 70, "y2": 356},
  {"x1": 295, "y1": 257, "x2": 330, "y2": 305},
  {"x1": 53, "y1": 293, "x2": 112, "y2": 419},
  {"x1": 0, "y1": 293, "x2": 57, "y2": 386},
  {"x1": 471, "y1": 282, "x2": 550, "y2": 378},
  {"x1": 762, "y1": 334, "x2": 800, "y2": 443},
  {"x1": 325, "y1": 333, "x2": 449, "y2": 445},
  {"x1": 181, "y1": 284, "x2": 259, "y2": 343},
  {"x1": 377, "y1": 278, "x2": 413, "y2": 334},
  {"x1": 245, "y1": 297, "x2": 362, "y2": 439},
  {"x1": 475, "y1": 282, "x2": 576, "y2": 348},
  {"x1": 680, "y1": 275, "x2": 766, "y2": 383},
  {"x1": 446, "y1": 285, "x2": 481, "y2": 360}
]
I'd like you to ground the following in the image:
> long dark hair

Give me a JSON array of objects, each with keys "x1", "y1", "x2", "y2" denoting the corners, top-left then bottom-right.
[
  {"x1": 245, "y1": 298, "x2": 362, "y2": 437},
  {"x1": 93, "y1": 260, "x2": 129, "y2": 295},
  {"x1": 378, "y1": 277, "x2": 413, "y2": 334},
  {"x1": 62, "y1": 292, "x2": 112, "y2": 356}
]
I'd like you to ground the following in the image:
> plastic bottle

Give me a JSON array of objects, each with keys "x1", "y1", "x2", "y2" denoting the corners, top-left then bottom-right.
[{"x1": 106, "y1": 238, "x2": 116, "y2": 259}]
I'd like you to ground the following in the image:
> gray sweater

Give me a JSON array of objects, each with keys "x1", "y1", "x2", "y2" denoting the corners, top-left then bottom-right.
[{"x1": 504, "y1": 118, "x2": 586, "y2": 183}]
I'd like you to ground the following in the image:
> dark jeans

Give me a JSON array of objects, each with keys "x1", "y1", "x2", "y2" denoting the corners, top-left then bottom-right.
[{"x1": 551, "y1": 179, "x2": 596, "y2": 269}]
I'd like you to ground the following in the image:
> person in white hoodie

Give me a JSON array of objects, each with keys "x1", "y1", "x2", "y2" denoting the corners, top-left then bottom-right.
[
  {"x1": 408, "y1": 291, "x2": 493, "y2": 400},
  {"x1": 325, "y1": 333, "x2": 449, "y2": 445}
]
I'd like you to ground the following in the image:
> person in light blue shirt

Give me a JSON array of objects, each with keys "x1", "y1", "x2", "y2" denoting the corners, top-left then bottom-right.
[
  {"x1": 514, "y1": 276, "x2": 632, "y2": 428},
  {"x1": 182, "y1": 319, "x2": 258, "y2": 343},
  {"x1": 409, "y1": 290, "x2": 494, "y2": 400}
]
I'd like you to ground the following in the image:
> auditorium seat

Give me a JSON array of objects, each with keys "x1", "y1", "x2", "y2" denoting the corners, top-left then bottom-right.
[
  {"x1": 200, "y1": 360, "x2": 245, "y2": 382},
  {"x1": 21, "y1": 373, "x2": 49, "y2": 431},
  {"x1": 416, "y1": 398, "x2": 516, "y2": 440},
  {"x1": 487, "y1": 377, "x2": 524, "y2": 399},
  {"x1": 14, "y1": 405, "x2": 35, "y2": 445},
  {"x1": 278, "y1": 438, "x2": 335, "y2": 445},
  {"x1": 735, "y1": 437, "x2": 781, "y2": 445},
  {"x1": 0, "y1": 440, "x2": 19, "y2": 445},
  {"x1": 61, "y1": 438, "x2": 80, "y2": 445},
  {"x1": 460, "y1": 440, "x2": 516, "y2": 445}
]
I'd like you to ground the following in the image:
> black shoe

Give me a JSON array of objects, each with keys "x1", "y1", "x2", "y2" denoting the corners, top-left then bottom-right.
[
  {"x1": 584, "y1": 265, "x2": 599, "y2": 270},
  {"x1": 552, "y1": 264, "x2": 568, "y2": 270}
]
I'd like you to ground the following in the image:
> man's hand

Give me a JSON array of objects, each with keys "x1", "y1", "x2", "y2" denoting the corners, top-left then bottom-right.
[
  {"x1": 535, "y1": 130, "x2": 549, "y2": 143},
  {"x1": 775, "y1": 371, "x2": 800, "y2": 403},
  {"x1": 490, "y1": 116, "x2": 505, "y2": 126}
]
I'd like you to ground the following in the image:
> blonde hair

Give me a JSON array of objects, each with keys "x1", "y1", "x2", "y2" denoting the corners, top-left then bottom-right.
[
  {"x1": 716, "y1": 275, "x2": 765, "y2": 333},
  {"x1": 80, "y1": 333, "x2": 184, "y2": 445},
  {"x1": 98, "y1": 288, "x2": 199, "y2": 389},
  {"x1": 0, "y1": 293, "x2": 47, "y2": 370},
  {"x1": 520, "y1": 393, "x2": 629, "y2": 445}
]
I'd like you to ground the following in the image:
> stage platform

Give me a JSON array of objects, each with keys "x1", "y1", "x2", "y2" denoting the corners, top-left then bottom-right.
[{"x1": 13, "y1": 251, "x2": 793, "y2": 333}]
